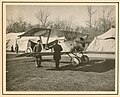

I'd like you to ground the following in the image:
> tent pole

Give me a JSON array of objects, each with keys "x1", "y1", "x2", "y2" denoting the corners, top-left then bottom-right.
[{"x1": 15, "y1": 39, "x2": 17, "y2": 46}]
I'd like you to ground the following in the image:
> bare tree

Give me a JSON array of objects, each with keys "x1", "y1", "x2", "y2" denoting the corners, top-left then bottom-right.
[
  {"x1": 101, "y1": 6, "x2": 114, "y2": 32},
  {"x1": 53, "y1": 17, "x2": 73, "y2": 31},
  {"x1": 6, "y1": 16, "x2": 33, "y2": 33},
  {"x1": 65, "y1": 18, "x2": 73, "y2": 31},
  {"x1": 86, "y1": 6, "x2": 96, "y2": 28},
  {"x1": 86, "y1": 6, "x2": 96, "y2": 39},
  {"x1": 6, "y1": 18, "x2": 15, "y2": 33},
  {"x1": 35, "y1": 9, "x2": 50, "y2": 28}
]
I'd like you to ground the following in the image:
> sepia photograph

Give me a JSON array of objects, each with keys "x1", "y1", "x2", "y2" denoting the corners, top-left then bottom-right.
[{"x1": 1, "y1": 1, "x2": 119, "y2": 95}]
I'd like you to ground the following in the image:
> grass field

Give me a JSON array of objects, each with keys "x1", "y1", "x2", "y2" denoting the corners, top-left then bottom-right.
[{"x1": 6, "y1": 53, "x2": 115, "y2": 91}]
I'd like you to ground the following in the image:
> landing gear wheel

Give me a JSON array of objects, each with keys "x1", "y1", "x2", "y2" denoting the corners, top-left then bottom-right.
[
  {"x1": 71, "y1": 57, "x2": 81, "y2": 66},
  {"x1": 26, "y1": 47, "x2": 32, "y2": 53},
  {"x1": 81, "y1": 55, "x2": 89, "y2": 64}
]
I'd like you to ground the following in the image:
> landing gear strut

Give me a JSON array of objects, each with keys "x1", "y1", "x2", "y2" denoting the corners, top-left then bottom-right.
[{"x1": 68, "y1": 51, "x2": 89, "y2": 66}]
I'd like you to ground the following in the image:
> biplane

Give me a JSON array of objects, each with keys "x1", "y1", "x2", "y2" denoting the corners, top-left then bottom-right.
[{"x1": 18, "y1": 28, "x2": 90, "y2": 66}]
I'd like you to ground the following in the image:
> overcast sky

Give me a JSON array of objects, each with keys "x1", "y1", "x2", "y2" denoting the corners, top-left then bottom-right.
[{"x1": 6, "y1": 5, "x2": 115, "y2": 27}]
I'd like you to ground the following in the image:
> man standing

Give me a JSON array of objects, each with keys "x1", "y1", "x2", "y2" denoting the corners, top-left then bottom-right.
[
  {"x1": 11, "y1": 45, "x2": 14, "y2": 52},
  {"x1": 15, "y1": 44, "x2": 19, "y2": 53},
  {"x1": 53, "y1": 40, "x2": 63, "y2": 68},
  {"x1": 33, "y1": 40, "x2": 42, "y2": 68}
]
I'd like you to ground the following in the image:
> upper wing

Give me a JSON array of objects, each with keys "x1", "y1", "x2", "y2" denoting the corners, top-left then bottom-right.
[
  {"x1": 18, "y1": 28, "x2": 89, "y2": 38},
  {"x1": 47, "y1": 29, "x2": 89, "y2": 37},
  {"x1": 18, "y1": 28, "x2": 51, "y2": 37}
]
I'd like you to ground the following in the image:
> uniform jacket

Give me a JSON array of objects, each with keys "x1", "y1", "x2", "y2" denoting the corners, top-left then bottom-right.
[
  {"x1": 33, "y1": 44, "x2": 42, "y2": 52},
  {"x1": 53, "y1": 44, "x2": 63, "y2": 60}
]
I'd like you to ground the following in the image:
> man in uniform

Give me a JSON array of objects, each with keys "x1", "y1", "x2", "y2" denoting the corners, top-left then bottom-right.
[
  {"x1": 53, "y1": 40, "x2": 63, "y2": 68},
  {"x1": 15, "y1": 44, "x2": 19, "y2": 53},
  {"x1": 33, "y1": 40, "x2": 42, "y2": 67}
]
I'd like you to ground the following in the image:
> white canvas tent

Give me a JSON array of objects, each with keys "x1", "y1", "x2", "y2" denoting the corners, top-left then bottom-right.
[
  {"x1": 6, "y1": 32, "x2": 67, "y2": 52},
  {"x1": 86, "y1": 28, "x2": 116, "y2": 53},
  {"x1": 6, "y1": 32, "x2": 24, "y2": 51},
  {"x1": 6, "y1": 32, "x2": 39, "y2": 52}
]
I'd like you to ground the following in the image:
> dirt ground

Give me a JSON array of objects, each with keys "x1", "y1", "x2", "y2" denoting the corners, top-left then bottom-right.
[{"x1": 6, "y1": 53, "x2": 115, "y2": 91}]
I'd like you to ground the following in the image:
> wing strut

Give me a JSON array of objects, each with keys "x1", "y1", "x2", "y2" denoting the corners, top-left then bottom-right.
[{"x1": 45, "y1": 29, "x2": 51, "y2": 50}]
